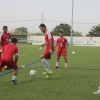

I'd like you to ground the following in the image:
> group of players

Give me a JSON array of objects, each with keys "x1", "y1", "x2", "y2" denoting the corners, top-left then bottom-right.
[
  {"x1": 0, "y1": 24, "x2": 100, "y2": 94},
  {"x1": 0, "y1": 24, "x2": 69, "y2": 83}
]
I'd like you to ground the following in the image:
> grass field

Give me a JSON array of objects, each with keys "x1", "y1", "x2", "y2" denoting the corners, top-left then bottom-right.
[{"x1": 0, "y1": 44, "x2": 100, "y2": 100}]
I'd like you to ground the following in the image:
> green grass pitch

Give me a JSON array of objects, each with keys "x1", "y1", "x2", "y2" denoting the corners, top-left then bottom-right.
[{"x1": 0, "y1": 44, "x2": 100, "y2": 100}]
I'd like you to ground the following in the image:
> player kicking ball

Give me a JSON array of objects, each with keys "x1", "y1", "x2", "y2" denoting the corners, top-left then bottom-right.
[
  {"x1": 54, "y1": 31, "x2": 69, "y2": 69},
  {"x1": 0, "y1": 38, "x2": 19, "y2": 84},
  {"x1": 39, "y1": 24, "x2": 54, "y2": 78}
]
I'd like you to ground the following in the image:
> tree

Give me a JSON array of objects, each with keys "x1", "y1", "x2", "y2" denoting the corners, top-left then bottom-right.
[
  {"x1": 86, "y1": 24, "x2": 100, "y2": 37},
  {"x1": 52, "y1": 23, "x2": 71, "y2": 36},
  {"x1": 74, "y1": 31, "x2": 83, "y2": 36},
  {"x1": 15, "y1": 27, "x2": 28, "y2": 34}
]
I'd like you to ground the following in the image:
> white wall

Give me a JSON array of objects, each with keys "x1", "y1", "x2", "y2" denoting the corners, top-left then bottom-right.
[{"x1": 27, "y1": 36, "x2": 100, "y2": 46}]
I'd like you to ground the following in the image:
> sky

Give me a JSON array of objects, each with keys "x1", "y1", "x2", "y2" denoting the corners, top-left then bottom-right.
[{"x1": 0, "y1": 0, "x2": 100, "y2": 35}]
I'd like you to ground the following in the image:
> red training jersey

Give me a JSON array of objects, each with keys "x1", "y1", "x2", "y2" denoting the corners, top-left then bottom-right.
[
  {"x1": 57, "y1": 37, "x2": 68, "y2": 49},
  {"x1": 0, "y1": 32, "x2": 11, "y2": 47},
  {"x1": 45, "y1": 31, "x2": 54, "y2": 50},
  {"x1": 1, "y1": 43, "x2": 19, "y2": 61}
]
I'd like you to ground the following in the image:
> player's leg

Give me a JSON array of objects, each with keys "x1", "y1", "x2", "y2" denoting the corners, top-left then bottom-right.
[
  {"x1": 93, "y1": 79, "x2": 100, "y2": 94},
  {"x1": 40, "y1": 53, "x2": 52, "y2": 76},
  {"x1": 98, "y1": 79, "x2": 100, "y2": 93},
  {"x1": 54, "y1": 56, "x2": 60, "y2": 68},
  {"x1": 63, "y1": 56, "x2": 68, "y2": 69},
  {"x1": 12, "y1": 68, "x2": 18, "y2": 84},
  {"x1": 40, "y1": 54, "x2": 48, "y2": 75},
  {"x1": 54, "y1": 50, "x2": 61, "y2": 68},
  {"x1": 7, "y1": 60, "x2": 18, "y2": 84},
  {"x1": 62, "y1": 49, "x2": 68, "y2": 69}
]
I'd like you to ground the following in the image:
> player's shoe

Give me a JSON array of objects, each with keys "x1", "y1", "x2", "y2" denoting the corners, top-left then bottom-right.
[
  {"x1": 46, "y1": 70, "x2": 53, "y2": 78},
  {"x1": 11, "y1": 80, "x2": 18, "y2": 84},
  {"x1": 47, "y1": 70, "x2": 53, "y2": 75},
  {"x1": 46, "y1": 75, "x2": 49, "y2": 78},
  {"x1": 93, "y1": 90, "x2": 100, "y2": 95},
  {"x1": 54, "y1": 66, "x2": 59, "y2": 68},
  {"x1": 42, "y1": 70, "x2": 47, "y2": 75},
  {"x1": 65, "y1": 66, "x2": 68, "y2": 70}
]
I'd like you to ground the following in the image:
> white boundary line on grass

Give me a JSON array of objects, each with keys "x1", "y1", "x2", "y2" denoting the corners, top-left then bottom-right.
[{"x1": 19, "y1": 50, "x2": 42, "y2": 57}]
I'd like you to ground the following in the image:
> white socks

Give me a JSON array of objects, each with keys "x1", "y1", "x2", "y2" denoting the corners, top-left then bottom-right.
[
  {"x1": 65, "y1": 63, "x2": 68, "y2": 67},
  {"x1": 5, "y1": 66, "x2": 7, "y2": 68},
  {"x1": 41, "y1": 58, "x2": 50, "y2": 72},
  {"x1": 56, "y1": 62, "x2": 58, "y2": 66},
  {"x1": 41, "y1": 58, "x2": 47, "y2": 70},
  {"x1": 56, "y1": 62, "x2": 68, "y2": 67},
  {"x1": 12, "y1": 76, "x2": 16, "y2": 81}
]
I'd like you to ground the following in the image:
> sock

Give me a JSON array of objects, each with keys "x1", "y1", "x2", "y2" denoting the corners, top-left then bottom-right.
[
  {"x1": 56, "y1": 62, "x2": 58, "y2": 66},
  {"x1": 45, "y1": 60, "x2": 50, "y2": 72},
  {"x1": 65, "y1": 63, "x2": 68, "y2": 67},
  {"x1": 99, "y1": 87, "x2": 100, "y2": 90},
  {"x1": 5, "y1": 66, "x2": 7, "y2": 68},
  {"x1": 12, "y1": 76, "x2": 16, "y2": 81},
  {"x1": 41, "y1": 58, "x2": 47, "y2": 70}
]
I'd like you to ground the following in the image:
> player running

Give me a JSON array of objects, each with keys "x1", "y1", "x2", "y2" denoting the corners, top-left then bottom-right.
[
  {"x1": 39, "y1": 24, "x2": 54, "y2": 78},
  {"x1": 0, "y1": 38, "x2": 19, "y2": 84},
  {"x1": 0, "y1": 26, "x2": 12, "y2": 69},
  {"x1": 54, "y1": 31, "x2": 69, "y2": 69}
]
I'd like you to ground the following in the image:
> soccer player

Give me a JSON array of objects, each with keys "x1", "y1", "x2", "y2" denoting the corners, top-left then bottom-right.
[
  {"x1": 0, "y1": 26, "x2": 12, "y2": 69},
  {"x1": 0, "y1": 26, "x2": 11, "y2": 47},
  {"x1": 39, "y1": 24, "x2": 54, "y2": 78},
  {"x1": 54, "y1": 31, "x2": 69, "y2": 69},
  {"x1": 0, "y1": 38, "x2": 19, "y2": 84},
  {"x1": 93, "y1": 79, "x2": 100, "y2": 95}
]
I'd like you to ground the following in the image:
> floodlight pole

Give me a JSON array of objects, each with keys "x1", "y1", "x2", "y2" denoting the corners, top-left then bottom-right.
[
  {"x1": 41, "y1": 12, "x2": 43, "y2": 23},
  {"x1": 70, "y1": 0, "x2": 74, "y2": 46}
]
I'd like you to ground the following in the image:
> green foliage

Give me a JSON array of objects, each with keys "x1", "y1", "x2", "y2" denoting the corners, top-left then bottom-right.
[
  {"x1": 86, "y1": 24, "x2": 100, "y2": 37},
  {"x1": 52, "y1": 23, "x2": 71, "y2": 36},
  {"x1": 74, "y1": 31, "x2": 83, "y2": 36},
  {"x1": 15, "y1": 27, "x2": 28, "y2": 34},
  {"x1": 0, "y1": 45, "x2": 100, "y2": 100}
]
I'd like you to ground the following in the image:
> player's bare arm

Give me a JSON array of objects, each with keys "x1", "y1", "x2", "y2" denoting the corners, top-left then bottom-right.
[
  {"x1": 40, "y1": 43, "x2": 45, "y2": 46},
  {"x1": 67, "y1": 43, "x2": 69, "y2": 48},
  {"x1": 49, "y1": 38, "x2": 53, "y2": 54},
  {"x1": 15, "y1": 55, "x2": 18, "y2": 63},
  {"x1": 54, "y1": 43, "x2": 57, "y2": 51}
]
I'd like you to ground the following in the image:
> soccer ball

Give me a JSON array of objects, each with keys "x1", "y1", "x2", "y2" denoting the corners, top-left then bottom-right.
[
  {"x1": 39, "y1": 47, "x2": 42, "y2": 50},
  {"x1": 72, "y1": 51, "x2": 75, "y2": 55},
  {"x1": 30, "y1": 70, "x2": 36, "y2": 76}
]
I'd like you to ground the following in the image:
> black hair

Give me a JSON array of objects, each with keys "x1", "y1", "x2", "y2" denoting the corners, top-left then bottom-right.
[
  {"x1": 11, "y1": 38, "x2": 18, "y2": 43},
  {"x1": 3, "y1": 26, "x2": 8, "y2": 29},
  {"x1": 39, "y1": 24, "x2": 46, "y2": 28},
  {"x1": 59, "y1": 31, "x2": 63, "y2": 34}
]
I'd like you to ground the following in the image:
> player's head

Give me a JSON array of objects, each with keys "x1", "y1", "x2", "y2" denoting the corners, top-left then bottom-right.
[
  {"x1": 11, "y1": 38, "x2": 18, "y2": 45},
  {"x1": 3, "y1": 26, "x2": 8, "y2": 34},
  {"x1": 59, "y1": 31, "x2": 63, "y2": 37},
  {"x1": 39, "y1": 24, "x2": 47, "y2": 33}
]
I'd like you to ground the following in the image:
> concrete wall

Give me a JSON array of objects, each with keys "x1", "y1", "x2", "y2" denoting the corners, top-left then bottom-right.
[{"x1": 27, "y1": 36, "x2": 100, "y2": 46}]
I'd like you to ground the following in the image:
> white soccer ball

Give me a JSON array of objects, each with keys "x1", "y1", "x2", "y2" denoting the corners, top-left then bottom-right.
[
  {"x1": 72, "y1": 51, "x2": 75, "y2": 55},
  {"x1": 39, "y1": 47, "x2": 42, "y2": 50},
  {"x1": 30, "y1": 70, "x2": 36, "y2": 76}
]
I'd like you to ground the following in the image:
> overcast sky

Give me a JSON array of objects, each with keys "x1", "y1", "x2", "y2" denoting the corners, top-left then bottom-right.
[{"x1": 0, "y1": 0, "x2": 100, "y2": 35}]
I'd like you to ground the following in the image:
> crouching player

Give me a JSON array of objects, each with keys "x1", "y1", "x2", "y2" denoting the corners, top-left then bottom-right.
[{"x1": 0, "y1": 38, "x2": 19, "y2": 84}]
